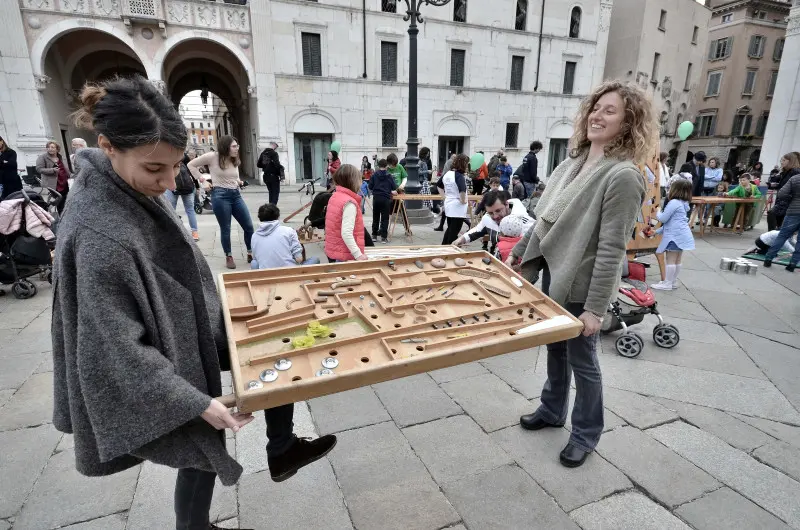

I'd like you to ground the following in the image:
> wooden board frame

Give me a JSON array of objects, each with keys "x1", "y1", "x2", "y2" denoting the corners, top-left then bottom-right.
[{"x1": 218, "y1": 251, "x2": 583, "y2": 412}]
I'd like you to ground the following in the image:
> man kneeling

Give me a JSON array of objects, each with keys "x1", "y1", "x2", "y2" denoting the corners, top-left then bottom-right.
[{"x1": 250, "y1": 203, "x2": 335, "y2": 482}]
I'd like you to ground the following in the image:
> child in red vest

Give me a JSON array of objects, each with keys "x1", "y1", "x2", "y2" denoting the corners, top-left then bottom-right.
[
  {"x1": 496, "y1": 214, "x2": 534, "y2": 262},
  {"x1": 325, "y1": 164, "x2": 367, "y2": 262}
]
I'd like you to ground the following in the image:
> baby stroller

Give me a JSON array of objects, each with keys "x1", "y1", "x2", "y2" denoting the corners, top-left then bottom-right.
[
  {"x1": 602, "y1": 260, "x2": 680, "y2": 358},
  {"x1": 193, "y1": 185, "x2": 213, "y2": 215},
  {"x1": 0, "y1": 188, "x2": 60, "y2": 299}
]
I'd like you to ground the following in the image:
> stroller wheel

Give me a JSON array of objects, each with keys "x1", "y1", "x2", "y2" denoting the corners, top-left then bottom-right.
[
  {"x1": 653, "y1": 324, "x2": 680, "y2": 349},
  {"x1": 615, "y1": 333, "x2": 644, "y2": 358},
  {"x1": 194, "y1": 204, "x2": 203, "y2": 214},
  {"x1": 12, "y1": 280, "x2": 37, "y2": 300}
]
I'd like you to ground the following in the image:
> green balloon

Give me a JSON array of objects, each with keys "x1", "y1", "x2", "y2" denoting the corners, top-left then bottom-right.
[
  {"x1": 330, "y1": 140, "x2": 341, "y2": 153},
  {"x1": 677, "y1": 121, "x2": 694, "y2": 141},
  {"x1": 469, "y1": 152, "x2": 485, "y2": 171}
]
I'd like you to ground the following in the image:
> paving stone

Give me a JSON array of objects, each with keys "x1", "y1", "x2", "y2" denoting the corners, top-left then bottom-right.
[
  {"x1": 0, "y1": 520, "x2": 9, "y2": 530},
  {"x1": 13, "y1": 449, "x2": 139, "y2": 529},
  {"x1": 601, "y1": 387, "x2": 678, "y2": 429},
  {"x1": 308, "y1": 387, "x2": 390, "y2": 435},
  {"x1": 327, "y1": 421, "x2": 431, "y2": 497},
  {"x1": 479, "y1": 347, "x2": 540, "y2": 374},
  {"x1": 442, "y1": 465, "x2": 579, "y2": 530},
  {"x1": 33, "y1": 356, "x2": 53, "y2": 374},
  {"x1": 12, "y1": 325, "x2": 55, "y2": 355},
  {"x1": 234, "y1": 401, "x2": 317, "y2": 475},
  {"x1": 653, "y1": 397, "x2": 774, "y2": 452},
  {"x1": 0, "y1": 309, "x2": 45, "y2": 331},
  {"x1": 676, "y1": 486, "x2": 791, "y2": 530},
  {"x1": 0, "y1": 352, "x2": 45, "y2": 390},
  {"x1": 561, "y1": 392, "x2": 627, "y2": 433},
  {"x1": 598, "y1": 354, "x2": 800, "y2": 423},
  {"x1": 649, "y1": 421, "x2": 800, "y2": 527},
  {"x1": 59, "y1": 513, "x2": 127, "y2": 529},
  {"x1": 0, "y1": 424, "x2": 62, "y2": 519},
  {"x1": 601, "y1": 335, "x2": 767, "y2": 379},
  {"x1": 441, "y1": 373, "x2": 533, "y2": 432},
  {"x1": 760, "y1": 266, "x2": 800, "y2": 295},
  {"x1": 678, "y1": 269, "x2": 743, "y2": 294},
  {"x1": 570, "y1": 491, "x2": 690, "y2": 530},
  {"x1": 692, "y1": 289, "x2": 789, "y2": 332},
  {"x1": 373, "y1": 373, "x2": 462, "y2": 427},
  {"x1": 753, "y1": 441, "x2": 800, "y2": 482},
  {"x1": 0, "y1": 372, "x2": 53, "y2": 431},
  {"x1": 727, "y1": 328, "x2": 800, "y2": 411},
  {"x1": 482, "y1": 349, "x2": 547, "y2": 399},
  {"x1": 0, "y1": 389, "x2": 13, "y2": 408},
  {"x1": 56, "y1": 433, "x2": 75, "y2": 453},
  {"x1": 428, "y1": 361, "x2": 489, "y2": 384},
  {"x1": 492, "y1": 425, "x2": 631, "y2": 512},
  {"x1": 403, "y1": 415, "x2": 512, "y2": 484},
  {"x1": 345, "y1": 476, "x2": 460, "y2": 530},
  {"x1": 597, "y1": 426, "x2": 720, "y2": 507},
  {"x1": 731, "y1": 324, "x2": 800, "y2": 350},
  {"x1": 126, "y1": 462, "x2": 235, "y2": 529},
  {"x1": 657, "y1": 298, "x2": 717, "y2": 323},
  {"x1": 239, "y1": 463, "x2": 352, "y2": 530},
  {"x1": 214, "y1": 518, "x2": 239, "y2": 529},
  {"x1": 730, "y1": 414, "x2": 800, "y2": 449}
]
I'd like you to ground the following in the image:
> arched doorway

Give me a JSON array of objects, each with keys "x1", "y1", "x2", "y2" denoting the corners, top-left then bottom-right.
[
  {"x1": 161, "y1": 38, "x2": 256, "y2": 177},
  {"x1": 39, "y1": 29, "x2": 147, "y2": 169}
]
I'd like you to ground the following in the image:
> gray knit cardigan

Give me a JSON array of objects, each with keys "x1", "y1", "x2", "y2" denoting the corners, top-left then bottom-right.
[
  {"x1": 511, "y1": 155, "x2": 646, "y2": 316},
  {"x1": 51, "y1": 149, "x2": 242, "y2": 485}
]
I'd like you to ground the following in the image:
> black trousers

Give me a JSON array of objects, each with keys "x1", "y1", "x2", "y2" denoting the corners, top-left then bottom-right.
[
  {"x1": 265, "y1": 177, "x2": 280, "y2": 205},
  {"x1": 175, "y1": 468, "x2": 216, "y2": 530},
  {"x1": 755, "y1": 237, "x2": 770, "y2": 254},
  {"x1": 473, "y1": 180, "x2": 485, "y2": 196},
  {"x1": 442, "y1": 217, "x2": 465, "y2": 245},
  {"x1": 767, "y1": 210, "x2": 784, "y2": 232},
  {"x1": 264, "y1": 403, "x2": 295, "y2": 456},
  {"x1": 372, "y1": 195, "x2": 392, "y2": 238}
]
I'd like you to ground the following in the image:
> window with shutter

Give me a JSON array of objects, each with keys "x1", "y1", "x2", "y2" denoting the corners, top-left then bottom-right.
[
  {"x1": 505, "y1": 123, "x2": 519, "y2": 148},
  {"x1": 705, "y1": 71, "x2": 722, "y2": 96},
  {"x1": 748, "y1": 35, "x2": 765, "y2": 58},
  {"x1": 692, "y1": 26, "x2": 699, "y2": 44},
  {"x1": 381, "y1": 120, "x2": 398, "y2": 147},
  {"x1": 301, "y1": 32, "x2": 322, "y2": 76},
  {"x1": 709, "y1": 37, "x2": 733, "y2": 60},
  {"x1": 684, "y1": 63, "x2": 692, "y2": 90},
  {"x1": 510, "y1": 56, "x2": 524, "y2": 91},
  {"x1": 658, "y1": 10, "x2": 667, "y2": 31},
  {"x1": 755, "y1": 112, "x2": 768, "y2": 137},
  {"x1": 569, "y1": 7, "x2": 581, "y2": 38},
  {"x1": 697, "y1": 114, "x2": 716, "y2": 136},
  {"x1": 450, "y1": 49, "x2": 466, "y2": 87},
  {"x1": 742, "y1": 70, "x2": 757, "y2": 95},
  {"x1": 774, "y1": 39, "x2": 784, "y2": 61},
  {"x1": 767, "y1": 71, "x2": 778, "y2": 96},
  {"x1": 515, "y1": 0, "x2": 527, "y2": 31},
  {"x1": 563, "y1": 61, "x2": 576, "y2": 94},
  {"x1": 381, "y1": 41, "x2": 398, "y2": 82},
  {"x1": 381, "y1": 0, "x2": 396, "y2": 13},
  {"x1": 651, "y1": 53, "x2": 661, "y2": 83},
  {"x1": 453, "y1": 0, "x2": 467, "y2": 22}
]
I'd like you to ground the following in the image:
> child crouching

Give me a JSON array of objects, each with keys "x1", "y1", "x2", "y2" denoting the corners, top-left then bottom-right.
[
  {"x1": 652, "y1": 179, "x2": 695, "y2": 291},
  {"x1": 496, "y1": 214, "x2": 534, "y2": 262},
  {"x1": 251, "y1": 203, "x2": 320, "y2": 269}
]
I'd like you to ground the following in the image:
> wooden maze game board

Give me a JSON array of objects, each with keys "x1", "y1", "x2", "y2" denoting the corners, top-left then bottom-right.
[{"x1": 218, "y1": 251, "x2": 583, "y2": 412}]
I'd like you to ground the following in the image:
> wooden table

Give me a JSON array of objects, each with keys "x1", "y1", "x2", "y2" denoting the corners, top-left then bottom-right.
[
  {"x1": 689, "y1": 197, "x2": 763, "y2": 237},
  {"x1": 390, "y1": 193, "x2": 483, "y2": 238}
]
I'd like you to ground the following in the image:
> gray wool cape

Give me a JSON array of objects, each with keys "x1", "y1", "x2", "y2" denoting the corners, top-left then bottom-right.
[
  {"x1": 511, "y1": 155, "x2": 646, "y2": 317},
  {"x1": 52, "y1": 148, "x2": 243, "y2": 486}
]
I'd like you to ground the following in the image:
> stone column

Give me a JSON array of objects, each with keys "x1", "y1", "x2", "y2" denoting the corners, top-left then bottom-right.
[
  {"x1": 761, "y1": 1, "x2": 800, "y2": 167},
  {"x1": 592, "y1": 0, "x2": 614, "y2": 88},
  {"x1": 0, "y1": 0, "x2": 52, "y2": 167},
  {"x1": 248, "y1": 0, "x2": 282, "y2": 183}
]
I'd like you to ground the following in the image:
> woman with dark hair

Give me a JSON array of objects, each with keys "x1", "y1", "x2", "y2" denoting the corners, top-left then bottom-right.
[
  {"x1": 361, "y1": 155, "x2": 373, "y2": 179},
  {"x1": 165, "y1": 151, "x2": 200, "y2": 241},
  {"x1": 326, "y1": 150, "x2": 341, "y2": 189},
  {"x1": 439, "y1": 153, "x2": 470, "y2": 245},
  {"x1": 767, "y1": 152, "x2": 800, "y2": 230},
  {"x1": 36, "y1": 141, "x2": 70, "y2": 213},
  {"x1": 52, "y1": 76, "x2": 255, "y2": 530},
  {"x1": 507, "y1": 80, "x2": 655, "y2": 467},
  {"x1": 0, "y1": 135, "x2": 21, "y2": 200},
  {"x1": 751, "y1": 161, "x2": 764, "y2": 179},
  {"x1": 188, "y1": 136, "x2": 254, "y2": 269},
  {"x1": 418, "y1": 146, "x2": 434, "y2": 211}
]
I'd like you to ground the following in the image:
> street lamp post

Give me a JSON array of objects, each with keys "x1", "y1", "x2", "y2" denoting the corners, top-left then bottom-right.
[{"x1": 402, "y1": 0, "x2": 452, "y2": 197}]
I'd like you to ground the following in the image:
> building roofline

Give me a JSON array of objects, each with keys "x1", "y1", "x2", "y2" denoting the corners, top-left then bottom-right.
[{"x1": 712, "y1": 0, "x2": 792, "y2": 15}]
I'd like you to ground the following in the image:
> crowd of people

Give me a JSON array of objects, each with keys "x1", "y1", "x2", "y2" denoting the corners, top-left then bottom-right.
[{"x1": 0, "y1": 68, "x2": 786, "y2": 530}]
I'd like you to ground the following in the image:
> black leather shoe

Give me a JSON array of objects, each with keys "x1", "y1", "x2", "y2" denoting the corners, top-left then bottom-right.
[
  {"x1": 787, "y1": 263, "x2": 796, "y2": 272},
  {"x1": 764, "y1": 259, "x2": 772, "y2": 268},
  {"x1": 559, "y1": 444, "x2": 589, "y2": 468},
  {"x1": 268, "y1": 435, "x2": 337, "y2": 482},
  {"x1": 520, "y1": 414, "x2": 563, "y2": 431}
]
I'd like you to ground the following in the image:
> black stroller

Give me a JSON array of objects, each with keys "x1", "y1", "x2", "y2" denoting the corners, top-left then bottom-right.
[{"x1": 0, "y1": 188, "x2": 60, "y2": 299}]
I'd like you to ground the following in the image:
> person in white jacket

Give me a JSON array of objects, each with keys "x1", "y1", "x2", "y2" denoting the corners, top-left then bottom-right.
[{"x1": 250, "y1": 203, "x2": 320, "y2": 269}]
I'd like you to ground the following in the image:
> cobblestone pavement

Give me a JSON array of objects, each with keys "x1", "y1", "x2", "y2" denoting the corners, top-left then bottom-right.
[{"x1": 2, "y1": 184, "x2": 800, "y2": 529}]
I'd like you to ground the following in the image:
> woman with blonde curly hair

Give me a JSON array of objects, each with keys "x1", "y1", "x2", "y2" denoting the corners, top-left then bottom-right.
[{"x1": 507, "y1": 80, "x2": 656, "y2": 467}]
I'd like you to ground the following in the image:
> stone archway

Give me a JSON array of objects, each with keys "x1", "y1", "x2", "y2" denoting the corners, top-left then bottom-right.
[{"x1": 161, "y1": 36, "x2": 257, "y2": 177}]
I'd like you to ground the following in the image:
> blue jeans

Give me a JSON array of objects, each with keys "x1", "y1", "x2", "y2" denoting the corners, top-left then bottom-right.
[
  {"x1": 164, "y1": 189, "x2": 198, "y2": 231},
  {"x1": 523, "y1": 182, "x2": 535, "y2": 198},
  {"x1": 534, "y1": 264, "x2": 604, "y2": 452},
  {"x1": 765, "y1": 214, "x2": 800, "y2": 264},
  {"x1": 211, "y1": 187, "x2": 254, "y2": 256}
]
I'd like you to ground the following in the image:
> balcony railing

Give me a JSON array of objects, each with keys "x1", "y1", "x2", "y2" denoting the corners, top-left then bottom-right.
[{"x1": 20, "y1": 0, "x2": 249, "y2": 32}]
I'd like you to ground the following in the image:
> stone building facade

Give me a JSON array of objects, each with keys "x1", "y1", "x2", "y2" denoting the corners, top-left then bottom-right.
[
  {"x1": 1, "y1": 0, "x2": 614, "y2": 183},
  {"x1": 678, "y1": 0, "x2": 791, "y2": 169},
  {"x1": 604, "y1": 0, "x2": 711, "y2": 155}
]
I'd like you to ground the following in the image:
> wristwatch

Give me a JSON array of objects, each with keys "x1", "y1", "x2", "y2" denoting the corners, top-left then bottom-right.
[{"x1": 586, "y1": 311, "x2": 605, "y2": 324}]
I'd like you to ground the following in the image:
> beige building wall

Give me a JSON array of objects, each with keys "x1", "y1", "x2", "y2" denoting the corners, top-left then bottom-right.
[
  {"x1": 680, "y1": 0, "x2": 790, "y2": 168},
  {"x1": 605, "y1": 0, "x2": 712, "y2": 156}
]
